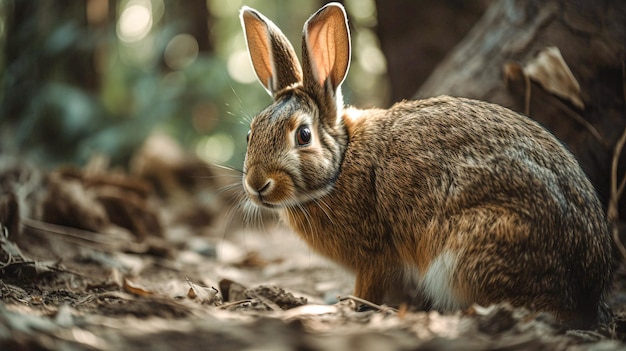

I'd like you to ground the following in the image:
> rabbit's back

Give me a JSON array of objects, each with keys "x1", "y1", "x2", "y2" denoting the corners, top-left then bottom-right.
[
  {"x1": 374, "y1": 96, "x2": 602, "y2": 221},
  {"x1": 338, "y1": 96, "x2": 612, "y2": 327}
]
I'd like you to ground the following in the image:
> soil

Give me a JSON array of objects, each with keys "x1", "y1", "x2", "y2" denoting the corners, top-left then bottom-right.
[{"x1": 2, "y1": 138, "x2": 626, "y2": 350}]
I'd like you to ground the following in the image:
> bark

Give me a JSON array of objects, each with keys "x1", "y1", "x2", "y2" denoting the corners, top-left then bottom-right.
[{"x1": 415, "y1": 0, "x2": 626, "y2": 218}]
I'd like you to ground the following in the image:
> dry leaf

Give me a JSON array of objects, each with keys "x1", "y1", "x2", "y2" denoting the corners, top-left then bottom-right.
[
  {"x1": 524, "y1": 46, "x2": 584, "y2": 109},
  {"x1": 42, "y1": 171, "x2": 109, "y2": 232},
  {"x1": 502, "y1": 61, "x2": 525, "y2": 84},
  {"x1": 218, "y1": 278, "x2": 248, "y2": 302},
  {"x1": 106, "y1": 268, "x2": 124, "y2": 288},
  {"x1": 186, "y1": 278, "x2": 219, "y2": 304},
  {"x1": 123, "y1": 277, "x2": 154, "y2": 296}
]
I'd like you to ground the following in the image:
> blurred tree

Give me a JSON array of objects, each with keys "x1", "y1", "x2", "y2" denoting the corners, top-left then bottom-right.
[
  {"x1": 52, "y1": 1, "x2": 100, "y2": 91},
  {"x1": 2, "y1": 0, "x2": 40, "y2": 126},
  {"x1": 374, "y1": 0, "x2": 487, "y2": 103},
  {"x1": 166, "y1": 0, "x2": 212, "y2": 53},
  {"x1": 0, "y1": 0, "x2": 222, "y2": 166},
  {"x1": 1, "y1": 0, "x2": 104, "y2": 163},
  {"x1": 0, "y1": 0, "x2": 393, "y2": 168}
]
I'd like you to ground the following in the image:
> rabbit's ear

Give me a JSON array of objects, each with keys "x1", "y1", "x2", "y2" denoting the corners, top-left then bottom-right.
[
  {"x1": 240, "y1": 6, "x2": 303, "y2": 97},
  {"x1": 302, "y1": 3, "x2": 350, "y2": 112}
]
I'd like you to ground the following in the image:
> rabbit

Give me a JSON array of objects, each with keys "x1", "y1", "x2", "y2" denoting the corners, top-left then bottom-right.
[{"x1": 239, "y1": 2, "x2": 613, "y2": 328}]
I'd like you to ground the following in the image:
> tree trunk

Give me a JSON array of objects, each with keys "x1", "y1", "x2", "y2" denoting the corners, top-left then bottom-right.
[
  {"x1": 49, "y1": 0, "x2": 99, "y2": 91},
  {"x1": 165, "y1": 0, "x2": 213, "y2": 53},
  {"x1": 416, "y1": 0, "x2": 626, "y2": 219},
  {"x1": 1, "y1": 0, "x2": 42, "y2": 125},
  {"x1": 2, "y1": 0, "x2": 97, "y2": 123},
  {"x1": 374, "y1": 0, "x2": 487, "y2": 103}
]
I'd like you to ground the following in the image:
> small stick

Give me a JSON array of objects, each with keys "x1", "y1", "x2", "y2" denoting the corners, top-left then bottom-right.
[
  {"x1": 217, "y1": 299, "x2": 255, "y2": 309},
  {"x1": 254, "y1": 294, "x2": 283, "y2": 312},
  {"x1": 608, "y1": 62, "x2": 626, "y2": 262},
  {"x1": 339, "y1": 295, "x2": 397, "y2": 313}
]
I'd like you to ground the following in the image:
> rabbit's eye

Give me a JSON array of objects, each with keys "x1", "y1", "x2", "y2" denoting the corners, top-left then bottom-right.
[
  {"x1": 296, "y1": 125, "x2": 311, "y2": 146},
  {"x1": 246, "y1": 130, "x2": 251, "y2": 144}
]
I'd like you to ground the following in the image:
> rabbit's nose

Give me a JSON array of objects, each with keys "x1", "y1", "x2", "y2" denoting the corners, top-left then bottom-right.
[
  {"x1": 255, "y1": 179, "x2": 273, "y2": 194},
  {"x1": 244, "y1": 171, "x2": 274, "y2": 196}
]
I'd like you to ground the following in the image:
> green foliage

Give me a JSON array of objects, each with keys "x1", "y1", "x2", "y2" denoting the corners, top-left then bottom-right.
[{"x1": 0, "y1": 0, "x2": 386, "y2": 169}]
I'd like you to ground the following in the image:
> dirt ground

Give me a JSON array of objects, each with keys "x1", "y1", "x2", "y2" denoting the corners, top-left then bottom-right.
[{"x1": 2, "y1": 137, "x2": 626, "y2": 350}]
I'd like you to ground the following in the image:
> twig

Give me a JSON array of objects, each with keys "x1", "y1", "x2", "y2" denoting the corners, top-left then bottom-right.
[
  {"x1": 612, "y1": 127, "x2": 626, "y2": 206},
  {"x1": 0, "y1": 260, "x2": 86, "y2": 277},
  {"x1": 620, "y1": 60, "x2": 626, "y2": 199},
  {"x1": 561, "y1": 105, "x2": 609, "y2": 150},
  {"x1": 218, "y1": 299, "x2": 255, "y2": 309},
  {"x1": 339, "y1": 294, "x2": 397, "y2": 313},
  {"x1": 608, "y1": 126, "x2": 626, "y2": 220},
  {"x1": 21, "y1": 218, "x2": 127, "y2": 250},
  {"x1": 521, "y1": 68, "x2": 607, "y2": 149},
  {"x1": 608, "y1": 61, "x2": 626, "y2": 262}
]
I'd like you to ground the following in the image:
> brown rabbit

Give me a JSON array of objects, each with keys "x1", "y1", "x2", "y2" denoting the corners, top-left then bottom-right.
[{"x1": 239, "y1": 3, "x2": 613, "y2": 328}]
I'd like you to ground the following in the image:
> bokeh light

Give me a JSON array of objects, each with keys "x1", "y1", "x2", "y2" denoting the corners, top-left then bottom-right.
[
  {"x1": 208, "y1": 0, "x2": 243, "y2": 17},
  {"x1": 345, "y1": 0, "x2": 377, "y2": 26},
  {"x1": 355, "y1": 30, "x2": 387, "y2": 75},
  {"x1": 117, "y1": 0, "x2": 153, "y2": 43},
  {"x1": 164, "y1": 34, "x2": 199, "y2": 70},
  {"x1": 196, "y1": 133, "x2": 235, "y2": 164},
  {"x1": 227, "y1": 49, "x2": 257, "y2": 84}
]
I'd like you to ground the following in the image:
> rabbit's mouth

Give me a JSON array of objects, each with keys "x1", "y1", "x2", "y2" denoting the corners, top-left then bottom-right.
[
  {"x1": 243, "y1": 165, "x2": 300, "y2": 209},
  {"x1": 244, "y1": 190, "x2": 281, "y2": 209},
  {"x1": 258, "y1": 199, "x2": 279, "y2": 209},
  {"x1": 243, "y1": 163, "x2": 339, "y2": 209}
]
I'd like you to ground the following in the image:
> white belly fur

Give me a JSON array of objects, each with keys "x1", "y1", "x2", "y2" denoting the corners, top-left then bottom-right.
[{"x1": 405, "y1": 250, "x2": 464, "y2": 311}]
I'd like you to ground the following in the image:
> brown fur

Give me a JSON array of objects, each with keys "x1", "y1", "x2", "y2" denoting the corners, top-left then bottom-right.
[{"x1": 239, "y1": 3, "x2": 613, "y2": 329}]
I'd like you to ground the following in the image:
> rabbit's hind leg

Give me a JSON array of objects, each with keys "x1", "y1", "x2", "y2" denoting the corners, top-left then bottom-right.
[{"x1": 447, "y1": 206, "x2": 592, "y2": 326}]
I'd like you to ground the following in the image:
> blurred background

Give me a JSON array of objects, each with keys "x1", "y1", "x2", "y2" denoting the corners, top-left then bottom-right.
[{"x1": 0, "y1": 0, "x2": 487, "y2": 169}]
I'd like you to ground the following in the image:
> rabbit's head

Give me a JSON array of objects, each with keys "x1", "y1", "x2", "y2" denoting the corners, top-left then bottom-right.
[{"x1": 240, "y1": 3, "x2": 350, "y2": 209}]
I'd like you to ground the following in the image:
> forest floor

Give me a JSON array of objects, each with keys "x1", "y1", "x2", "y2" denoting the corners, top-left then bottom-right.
[{"x1": 2, "y1": 136, "x2": 626, "y2": 350}]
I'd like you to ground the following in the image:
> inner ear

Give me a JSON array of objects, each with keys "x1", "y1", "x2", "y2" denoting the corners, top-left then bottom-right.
[
  {"x1": 241, "y1": 6, "x2": 303, "y2": 97},
  {"x1": 241, "y1": 9, "x2": 273, "y2": 91},
  {"x1": 303, "y1": 4, "x2": 351, "y2": 92}
]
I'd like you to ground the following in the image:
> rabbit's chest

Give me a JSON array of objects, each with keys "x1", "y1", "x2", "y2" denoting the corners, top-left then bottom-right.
[{"x1": 404, "y1": 251, "x2": 466, "y2": 311}]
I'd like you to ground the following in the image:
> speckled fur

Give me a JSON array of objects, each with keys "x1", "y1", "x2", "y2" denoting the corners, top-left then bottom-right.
[{"x1": 239, "y1": 3, "x2": 613, "y2": 329}]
